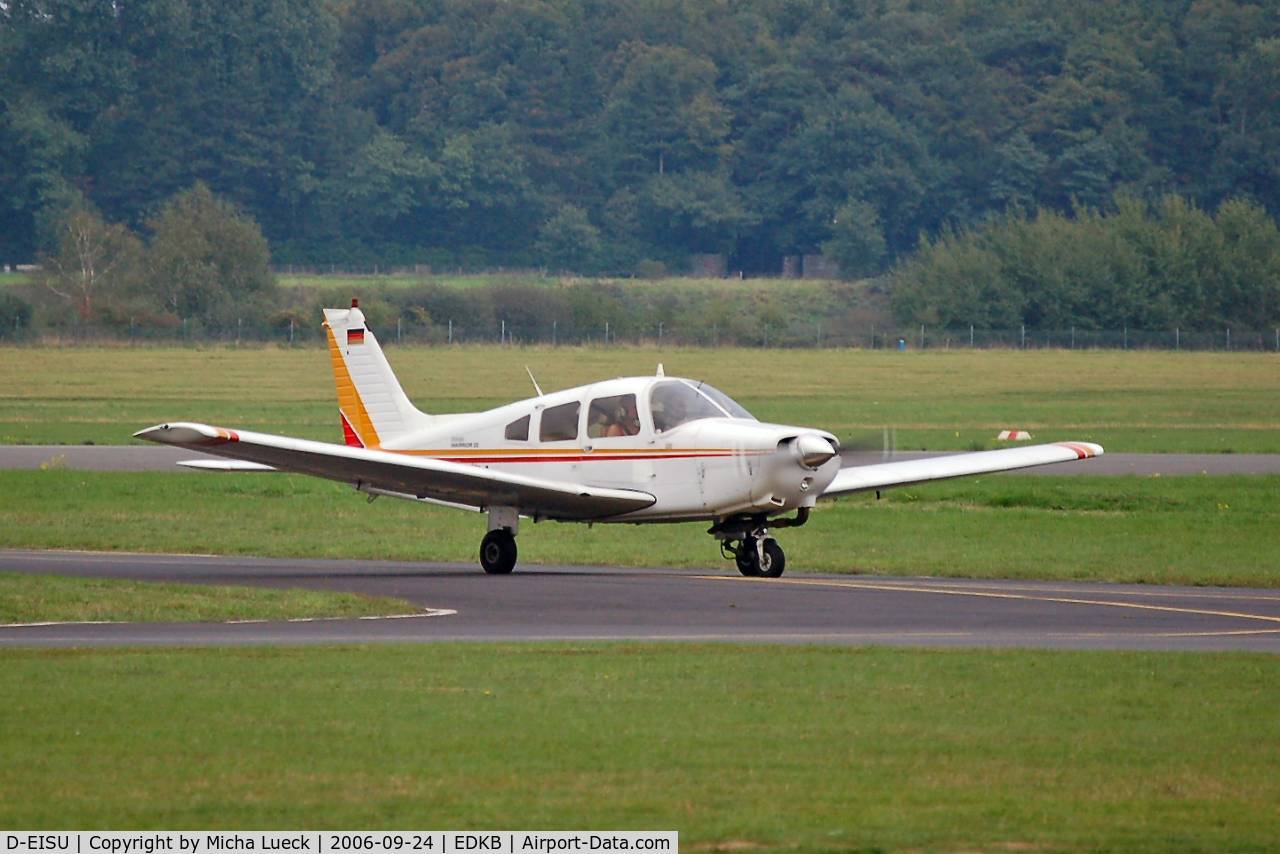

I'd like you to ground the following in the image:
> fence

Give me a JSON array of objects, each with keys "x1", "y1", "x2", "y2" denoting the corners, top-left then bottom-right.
[{"x1": 8, "y1": 315, "x2": 1280, "y2": 352}]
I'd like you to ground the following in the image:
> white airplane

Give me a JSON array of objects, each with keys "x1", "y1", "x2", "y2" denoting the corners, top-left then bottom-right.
[{"x1": 137, "y1": 301, "x2": 1103, "y2": 577}]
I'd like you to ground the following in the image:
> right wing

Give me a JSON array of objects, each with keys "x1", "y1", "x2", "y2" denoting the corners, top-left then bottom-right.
[
  {"x1": 822, "y1": 442, "x2": 1103, "y2": 497},
  {"x1": 136, "y1": 422, "x2": 656, "y2": 520}
]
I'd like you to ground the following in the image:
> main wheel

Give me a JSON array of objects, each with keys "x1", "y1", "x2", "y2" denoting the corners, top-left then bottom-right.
[
  {"x1": 735, "y1": 538, "x2": 761, "y2": 577},
  {"x1": 479, "y1": 529, "x2": 517, "y2": 574},
  {"x1": 757, "y1": 538, "x2": 785, "y2": 578}
]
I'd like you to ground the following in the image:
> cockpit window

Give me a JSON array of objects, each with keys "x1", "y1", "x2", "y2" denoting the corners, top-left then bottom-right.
[{"x1": 650, "y1": 380, "x2": 754, "y2": 432}]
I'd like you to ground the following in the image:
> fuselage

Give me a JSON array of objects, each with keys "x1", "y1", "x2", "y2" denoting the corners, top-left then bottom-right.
[{"x1": 374, "y1": 375, "x2": 841, "y2": 522}]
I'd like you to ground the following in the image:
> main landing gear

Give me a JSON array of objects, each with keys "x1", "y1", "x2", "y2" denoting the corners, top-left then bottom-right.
[
  {"x1": 480, "y1": 506, "x2": 519, "y2": 574},
  {"x1": 480, "y1": 528, "x2": 517, "y2": 574},
  {"x1": 712, "y1": 508, "x2": 809, "y2": 579}
]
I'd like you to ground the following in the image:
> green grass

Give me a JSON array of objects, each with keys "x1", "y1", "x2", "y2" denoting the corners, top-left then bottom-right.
[
  {"x1": 281, "y1": 272, "x2": 517, "y2": 290},
  {"x1": 3, "y1": 471, "x2": 1277, "y2": 587},
  {"x1": 0, "y1": 572, "x2": 419, "y2": 623},
  {"x1": 4, "y1": 345, "x2": 1279, "y2": 451},
  {"x1": 0, "y1": 643, "x2": 1276, "y2": 848},
  {"x1": 278, "y1": 271, "x2": 846, "y2": 292},
  {"x1": 0, "y1": 271, "x2": 29, "y2": 287}
]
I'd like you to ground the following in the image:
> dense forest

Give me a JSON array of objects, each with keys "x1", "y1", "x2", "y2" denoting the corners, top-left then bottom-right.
[
  {"x1": 3, "y1": 0, "x2": 1279, "y2": 333},
  {"x1": 4, "y1": 0, "x2": 1279, "y2": 270}
]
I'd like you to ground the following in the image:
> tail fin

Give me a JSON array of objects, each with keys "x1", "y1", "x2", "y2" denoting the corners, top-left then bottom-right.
[{"x1": 323, "y1": 302, "x2": 430, "y2": 448}]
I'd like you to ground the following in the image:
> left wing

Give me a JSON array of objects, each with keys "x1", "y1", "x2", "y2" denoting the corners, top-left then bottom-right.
[
  {"x1": 136, "y1": 422, "x2": 656, "y2": 520},
  {"x1": 822, "y1": 442, "x2": 1102, "y2": 497}
]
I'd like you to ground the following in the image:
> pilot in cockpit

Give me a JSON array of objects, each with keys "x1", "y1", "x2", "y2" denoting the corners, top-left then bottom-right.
[{"x1": 606, "y1": 398, "x2": 640, "y2": 437}]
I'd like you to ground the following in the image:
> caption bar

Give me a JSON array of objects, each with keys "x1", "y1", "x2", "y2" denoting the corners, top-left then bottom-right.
[{"x1": 4, "y1": 834, "x2": 676, "y2": 854}]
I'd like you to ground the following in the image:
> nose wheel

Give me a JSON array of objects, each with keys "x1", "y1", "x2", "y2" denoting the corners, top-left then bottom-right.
[
  {"x1": 730, "y1": 536, "x2": 786, "y2": 578},
  {"x1": 712, "y1": 513, "x2": 804, "y2": 579}
]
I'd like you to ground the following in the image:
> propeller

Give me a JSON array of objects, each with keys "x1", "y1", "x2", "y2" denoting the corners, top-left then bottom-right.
[{"x1": 838, "y1": 427, "x2": 899, "y2": 458}]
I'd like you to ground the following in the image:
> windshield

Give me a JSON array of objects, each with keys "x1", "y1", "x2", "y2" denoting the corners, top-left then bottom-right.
[
  {"x1": 693, "y1": 382, "x2": 756, "y2": 420},
  {"x1": 649, "y1": 380, "x2": 756, "y2": 432}
]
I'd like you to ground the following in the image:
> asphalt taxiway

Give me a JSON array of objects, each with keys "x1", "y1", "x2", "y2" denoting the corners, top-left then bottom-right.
[{"x1": 3, "y1": 549, "x2": 1279, "y2": 652}]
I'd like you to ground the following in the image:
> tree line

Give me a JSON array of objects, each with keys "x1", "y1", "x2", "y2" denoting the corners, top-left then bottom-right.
[
  {"x1": 14, "y1": 183, "x2": 1275, "y2": 340},
  {"x1": 3, "y1": 0, "x2": 1279, "y2": 280},
  {"x1": 11, "y1": 180, "x2": 880, "y2": 344},
  {"x1": 891, "y1": 195, "x2": 1280, "y2": 329}
]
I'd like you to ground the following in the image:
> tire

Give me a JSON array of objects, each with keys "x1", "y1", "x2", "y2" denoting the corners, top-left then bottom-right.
[
  {"x1": 757, "y1": 539, "x2": 785, "y2": 578},
  {"x1": 735, "y1": 537, "x2": 761, "y2": 577},
  {"x1": 480, "y1": 529, "x2": 518, "y2": 574}
]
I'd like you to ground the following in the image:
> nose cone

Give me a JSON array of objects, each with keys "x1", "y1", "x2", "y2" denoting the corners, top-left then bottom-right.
[{"x1": 794, "y1": 433, "x2": 838, "y2": 469}]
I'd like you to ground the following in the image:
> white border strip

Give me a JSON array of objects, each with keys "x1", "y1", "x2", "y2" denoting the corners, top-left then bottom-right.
[{"x1": 1, "y1": 608, "x2": 456, "y2": 629}]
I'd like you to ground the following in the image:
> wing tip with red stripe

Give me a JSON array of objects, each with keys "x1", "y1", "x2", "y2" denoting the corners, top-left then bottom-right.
[{"x1": 1053, "y1": 441, "x2": 1104, "y2": 459}]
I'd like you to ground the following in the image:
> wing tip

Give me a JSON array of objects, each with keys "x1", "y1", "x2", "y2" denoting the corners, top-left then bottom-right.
[
  {"x1": 134, "y1": 422, "x2": 237, "y2": 446},
  {"x1": 1054, "y1": 441, "x2": 1105, "y2": 459}
]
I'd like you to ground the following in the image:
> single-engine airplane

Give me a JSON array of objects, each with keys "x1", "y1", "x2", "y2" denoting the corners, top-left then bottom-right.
[{"x1": 137, "y1": 301, "x2": 1102, "y2": 577}]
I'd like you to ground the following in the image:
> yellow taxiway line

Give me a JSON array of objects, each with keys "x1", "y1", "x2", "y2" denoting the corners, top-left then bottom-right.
[{"x1": 695, "y1": 575, "x2": 1280, "y2": 632}]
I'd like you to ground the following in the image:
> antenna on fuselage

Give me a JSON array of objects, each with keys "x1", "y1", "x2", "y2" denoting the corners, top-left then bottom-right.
[
  {"x1": 656, "y1": 363, "x2": 665, "y2": 377},
  {"x1": 525, "y1": 365, "x2": 544, "y2": 397}
]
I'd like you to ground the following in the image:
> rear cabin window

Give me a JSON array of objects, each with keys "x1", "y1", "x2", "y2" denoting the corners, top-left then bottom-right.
[
  {"x1": 539, "y1": 401, "x2": 580, "y2": 442},
  {"x1": 587, "y1": 394, "x2": 640, "y2": 438},
  {"x1": 504, "y1": 415, "x2": 530, "y2": 441}
]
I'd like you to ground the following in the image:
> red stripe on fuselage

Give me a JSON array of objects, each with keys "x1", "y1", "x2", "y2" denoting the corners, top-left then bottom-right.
[
  {"x1": 387, "y1": 449, "x2": 758, "y2": 465},
  {"x1": 439, "y1": 452, "x2": 737, "y2": 464}
]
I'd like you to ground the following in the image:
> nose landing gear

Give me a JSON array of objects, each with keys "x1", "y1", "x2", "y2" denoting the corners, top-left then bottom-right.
[
  {"x1": 730, "y1": 535, "x2": 786, "y2": 578},
  {"x1": 712, "y1": 509, "x2": 807, "y2": 579}
]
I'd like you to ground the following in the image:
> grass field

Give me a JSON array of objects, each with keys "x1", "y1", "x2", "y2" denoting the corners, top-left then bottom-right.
[
  {"x1": 278, "y1": 272, "x2": 846, "y2": 293},
  {"x1": 0, "y1": 572, "x2": 417, "y2": 623},
  {"x1": 4, "y1": 471, "x2": 1276, "y2": 587},
  {"x1": 1, "y1": 643, "x2": 1276, "y2": 848},
  {"x1": 6, "y1": 345, "x2": 1279, "y2": 451}
]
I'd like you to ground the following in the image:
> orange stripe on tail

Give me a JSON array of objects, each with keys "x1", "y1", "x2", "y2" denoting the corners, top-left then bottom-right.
[{"x1": 325, "y1": 323, "x2": 380, "y2": 448}]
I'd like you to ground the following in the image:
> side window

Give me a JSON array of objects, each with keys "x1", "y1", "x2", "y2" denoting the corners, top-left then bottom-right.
[
  {"x1": 504, "y1": 415, "x2": 530, "y2": 441},
  {"x1": 539, "y1": 401, "x2": 580, "y2": 442},
  {"x1": 587, "y1": 394, "x2": 640, "y2": 438}
]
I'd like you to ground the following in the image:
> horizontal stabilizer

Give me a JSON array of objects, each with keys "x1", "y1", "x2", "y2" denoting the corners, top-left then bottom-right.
[
  {"x1": 178, "y1": 459, "x2": 278, "y2": 472},
  {"x1": 823, "y1": 441, "x2": 1103, "y2": 497}
]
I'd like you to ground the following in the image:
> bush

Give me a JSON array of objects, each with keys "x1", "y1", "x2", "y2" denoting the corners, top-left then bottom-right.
[
  {"x1": 143, "y1": 183, "x2": 277, "y2": 332},
  {"x1": 0, "y1": 291, "x2": 33, "y2": 338},
  {"x1": 635, "y1": 259, "x2": 667, "y2": 279}
]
